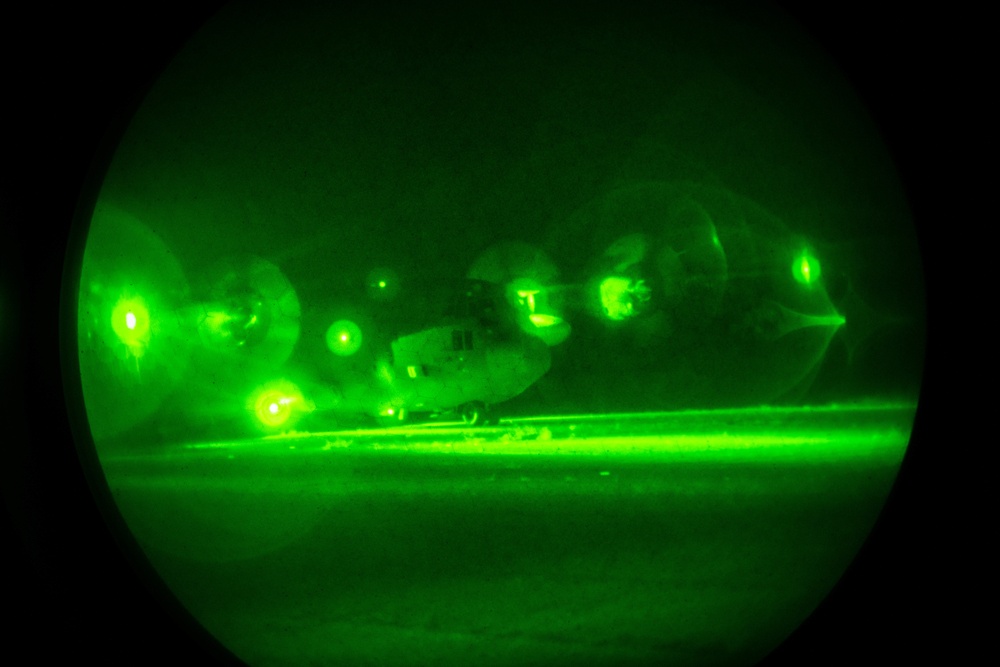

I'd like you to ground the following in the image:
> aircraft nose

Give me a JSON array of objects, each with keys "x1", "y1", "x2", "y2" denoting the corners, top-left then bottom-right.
[
  {"x1": 488, "y1": 336, "x2": 551, "y2": 390},
  {"x1": 522, "y1": 336, "x2": 552, "y2": 378}
]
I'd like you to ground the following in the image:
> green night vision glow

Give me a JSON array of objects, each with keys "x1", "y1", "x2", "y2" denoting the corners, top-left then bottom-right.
[
  {"x1": 201, "y1": 310, "x2": 233, "y2": 338},
  {"x1": 509, "y1": 278, "x2": 548, "y2": 315},
  {"x1": 249, "y1": 379, "x2": 311, "y2": 429},
  {"x1": 70, "y1": 3, "x2": 926, "y2": 667},
  {"x1": 599, "y1": 276, "x2": 651, "y2": 321},
  {"x1": 516, "y1": 288, "x2": 539, "y2": 313},
  {"x1": 111, "y1": 294, "x2": 151, "y2": 356},
  {"x1": 792, "y1": 251, "x2": 821, "y2": 286},
  {"x1": 366, "y1": 267, "x2": 401, "y2": 301},
  {"x1": 199, "y1": 296, "x2": 267, "y2": 349},
  {"x1": 515, "y1": 286, "x2": 558, "y2": 328},
  {"x1": 508, "y1": 281, "x2": 569, "y2": 342},
  {"x1": 326, "y1": 319, "x2": 363, "y2": 356},
  {"x1": 529, "y1": 313, "x2": 563, "y2": 327}
]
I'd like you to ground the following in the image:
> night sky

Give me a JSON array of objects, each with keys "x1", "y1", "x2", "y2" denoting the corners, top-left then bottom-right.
[{"x1": 84, "y1": 0, "x2": 923, "y2": 419}]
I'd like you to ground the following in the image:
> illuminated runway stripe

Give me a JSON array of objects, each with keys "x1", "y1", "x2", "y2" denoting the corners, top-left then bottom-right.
[
  {"x1": 149, "y1": 404, "x2": 916, "y2": 460},
  {"x1": 317, "y1": 432, "x2": 907, "y2": 456},
  {"x1": 172, "y1": 431, "x2": 909, "y2": 462},
  {"x1": 505, "y1": 401, "x2": 917, "y2": 424}
]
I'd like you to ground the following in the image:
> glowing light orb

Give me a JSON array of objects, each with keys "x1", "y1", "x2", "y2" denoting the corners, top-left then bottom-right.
[
  {"x1": 366, "y1": 268, "x2": 400, "y2": 301},
  {"x1": 326, "y1": 319, "x2": 363, "y2": 356},
  {"x1": 599, "y1": 276, "x2": 651, "y2": 321},
  {"x1": 199, "y1": 310, "x2": 233, "y2": 342},
  {"x1": 529, "y1": 313, "x2": 563, "y2": 327},
  {"x1": 249, "y1": 379, "x2": 309, "y2": 429},
  {"x1": 792, "y1": 251, "x2": 821, "y2": 286},
  {"x1": 377, "y1": 403, "x2": 406, "y2": 421},
  {"x1": 110, "y1": 295, "x2": 151, "y2": 355}
]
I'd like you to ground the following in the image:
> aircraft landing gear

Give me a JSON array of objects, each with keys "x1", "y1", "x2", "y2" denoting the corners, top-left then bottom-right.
[
  {"x1": 461, "y1": 401, "x2": 490, "y2": 426},
  {"x1": 376, "y1": 406, "x2": 407, "y2": 427}
]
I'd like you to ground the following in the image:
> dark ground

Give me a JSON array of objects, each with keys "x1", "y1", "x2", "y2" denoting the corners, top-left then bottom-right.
[{"x1": 95, "y1": 407, "x2": 909, "y2": 667}]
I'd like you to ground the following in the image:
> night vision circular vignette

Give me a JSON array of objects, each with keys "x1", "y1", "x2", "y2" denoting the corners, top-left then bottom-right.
[{"x1": 62, "y1": 2, "x2": 926, "y2": 666}]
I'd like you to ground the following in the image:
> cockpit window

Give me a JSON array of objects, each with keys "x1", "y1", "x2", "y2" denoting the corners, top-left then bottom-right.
[{"x1": 451, "y1": 329, "x2": 474, "y2": 351}]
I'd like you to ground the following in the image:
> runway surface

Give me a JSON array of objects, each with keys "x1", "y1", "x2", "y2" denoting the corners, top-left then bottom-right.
[{"x1": 98, "y1": 403, "x2": 913, "y2": 667}]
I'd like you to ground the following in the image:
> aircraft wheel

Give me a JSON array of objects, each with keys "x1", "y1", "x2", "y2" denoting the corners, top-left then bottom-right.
[{"x1": 461, "y1": 401, "x2": 487, "y2": 426}]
